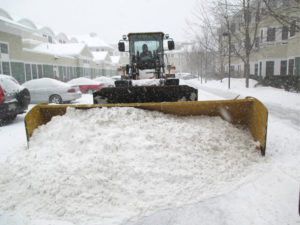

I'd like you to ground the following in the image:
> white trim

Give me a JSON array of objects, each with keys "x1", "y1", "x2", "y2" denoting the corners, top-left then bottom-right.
[{"x1": 0, "y1": 60, "x2": 11, "y2": 75}]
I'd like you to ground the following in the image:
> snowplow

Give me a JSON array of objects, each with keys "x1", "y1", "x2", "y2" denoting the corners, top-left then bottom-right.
[
  {"x1": 93, "y1": 32, "x2": 198, "y2": 104},
  {"x1": 23, "y1": 32, "x2": 268, "y2": 156},
  {"x1": 24, "y1": 97, "x2": 268, "y2": 155}
]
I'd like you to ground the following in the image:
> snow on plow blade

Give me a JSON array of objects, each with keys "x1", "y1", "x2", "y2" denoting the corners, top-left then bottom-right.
[
  {"x1": 93, "y1": 85, "x2": 198, "y2": 104},
  {"x1": 24, "y1": 97, "x2": 268, "y2": 155}
]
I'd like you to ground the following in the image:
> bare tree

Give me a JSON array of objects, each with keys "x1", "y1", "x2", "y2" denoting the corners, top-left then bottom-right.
[
  {"x1": 262, "y1": 0, "x2": 300, "y2": 31},
  {"x1": 187, "y1": 0, "x2": 262, "y2": 88},
  {"x1": 185, "y1": 0, "x2": 224, "y2": 79},
  {"x1": 218, "y1": 0, "x2": 261, "y2": 87}
]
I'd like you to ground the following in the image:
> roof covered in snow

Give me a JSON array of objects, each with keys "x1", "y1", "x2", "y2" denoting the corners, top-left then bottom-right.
[
  {"x1": 17, "y1": 18, "x2": 37, "y2": 29},
  {"x1": 29, "y1": 43, "x2": 87, "y2": 57},
  {"x1": 110, "y1": 56, "x2": 120, "y2": 64},
  {"x1": 92, "y1": 51, "x2": 110, "y2": 62},
  {"x1": 75, "y1": 33, "x2": 113, "y2": 49},
  {"x1": 0, "y1": 8, "x2": 13, "y2": 20}
]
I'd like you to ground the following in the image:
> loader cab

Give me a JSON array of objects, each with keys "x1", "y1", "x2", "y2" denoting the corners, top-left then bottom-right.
[
  {"x1": 128, "y1": 32, "x2": 164, "y2": 70},
  {"x1": 118, "y1": 32, "x2": 175, "y2": 79}
]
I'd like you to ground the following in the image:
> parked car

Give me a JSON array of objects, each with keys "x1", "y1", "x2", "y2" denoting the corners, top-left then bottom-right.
[
  {"x1": 0, "y1": 74, "x2": 30, "y2": 124},
  {"x1": 68, "y1": 77, "x2": 104, "y2": 94},
  {"x1": 23, "y1": 78, "x2": 81, "y2": 104},
  {"x1": 93, "y1": 76, "x2": 115, "y2": 87}
]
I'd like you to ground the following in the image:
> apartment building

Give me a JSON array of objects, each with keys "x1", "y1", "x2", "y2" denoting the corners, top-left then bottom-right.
[
  {"x1": 220, "y1": 0, "x2": 299, "y2": 78},
  {"x1": 0, "y1": 8, "x2": 120, "y2": 83}
]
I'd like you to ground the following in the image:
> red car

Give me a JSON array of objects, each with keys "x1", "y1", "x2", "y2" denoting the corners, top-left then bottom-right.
[{"x1": 68, "y1": 77, "x2": 104, "y2": 94}]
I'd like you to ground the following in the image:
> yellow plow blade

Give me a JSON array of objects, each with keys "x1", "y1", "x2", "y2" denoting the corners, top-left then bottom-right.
[{"x1": 24, "y1": 97, "x2": 268, "y2": 155}]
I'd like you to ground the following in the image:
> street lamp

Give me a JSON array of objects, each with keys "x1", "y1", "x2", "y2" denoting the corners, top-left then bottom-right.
[{"x1": 223, "y1": 32, "x2": 231, "y2": 89}]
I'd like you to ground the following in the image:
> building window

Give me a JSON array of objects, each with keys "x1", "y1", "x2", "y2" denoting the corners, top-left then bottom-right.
[
  {"x1": 266, "y1": 61, "x2": 274, "y2": 76},
  {"x1": 32, "y1": 64, "x2": 37, "y2": 79},
  {"x1": 38, "y1": 64, "x2": 43, "y2": 78},
  {"x1": 255, "y1": 64, "x2": 258, "y2": 76},
  {"x1": 25, "y1": 64, "x2": 32, "y2": 81},
  {"x1": 259, "y1": 62, "x2": 262, "y2": 76},
  {"x1": 288, "y1": 59, "x2": 294, "y2": 75},
  {"x1": 280, "y1": 60, "x2": 287, "y2": 75},
  {"x1": 2, "y1": 62, "x2": 10, "y2": 75},
  {"x1": 290, "y1": 20, "x2": 296, "y2": 37},
  {"x1": 0, "y1": 43, "x2": 8, "y2": 54},
  {"x1": 255, "y1": 37, "x2": 260, "y2": 48},
  {"x1": 282, "y1": 26, "x2": 289, "y2": 40},
  {"x1": 267, "y1": 28, "x2": 276, "y2": 42}
]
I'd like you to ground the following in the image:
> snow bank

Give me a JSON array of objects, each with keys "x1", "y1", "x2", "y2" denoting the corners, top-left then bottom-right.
[
  {"x1": 0, "y1": 107, "x2": 262, "y2": 225},
  {"x1": 190, "y1": 78, "x2": 300, "y2": 111}
]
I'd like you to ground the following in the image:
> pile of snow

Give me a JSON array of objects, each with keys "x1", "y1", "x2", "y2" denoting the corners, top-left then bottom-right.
[
  {"x1": 182, "y1": 78, "x2": 300, "y2": 111},
  {"x1": 67, "y1": 77, "x2": 100, "y2": 85},
  {"x1": 0, "y1": 107, "x2": 263, "y2": 225},
  {"x1": 93, "y1": 76, "x2": 114, "y2": 87},
  {"x1": 132, "y1": 79, "x2": 161, "y2": 86}
]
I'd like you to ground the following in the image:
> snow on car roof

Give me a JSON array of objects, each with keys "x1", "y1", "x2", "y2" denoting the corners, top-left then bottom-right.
[
  {"x1": 23, "y1": 78, "x2": 71, "y2": 88},
  {"x1": 67, "y1": 77, "x2": 100, "y2": 85}
]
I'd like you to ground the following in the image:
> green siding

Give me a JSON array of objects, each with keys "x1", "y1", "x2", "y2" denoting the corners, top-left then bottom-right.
[
  {"x1": 295, "y1": 57, "x2": 300, "y2": 76},
  {"x1": 76, "y1": 67, "x2": 83, "y2": 77},
  {"x1": 59, "y1": 66, "x2": 63, "y2": 80},
  {"x1": 43, "y1": 65, "x2": 53, "y2": 78},
  {"x1": 11, "y1": 62, "x2": 25, "y2": 83}
]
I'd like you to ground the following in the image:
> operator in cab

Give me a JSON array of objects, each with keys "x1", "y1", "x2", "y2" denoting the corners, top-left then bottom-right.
[{"x1": 140, "y1": 44, "x2": 152, "y2": 60}]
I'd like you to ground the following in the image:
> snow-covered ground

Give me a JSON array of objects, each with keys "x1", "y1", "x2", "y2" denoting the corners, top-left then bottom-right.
[{"x1": 0, "y1": 78, "x2": 299, "y2": 225}]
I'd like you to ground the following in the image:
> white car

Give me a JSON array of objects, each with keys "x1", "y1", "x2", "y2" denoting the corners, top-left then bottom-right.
[{"x1": 23, "y1": 78, "x2": 82, "y2": 104}]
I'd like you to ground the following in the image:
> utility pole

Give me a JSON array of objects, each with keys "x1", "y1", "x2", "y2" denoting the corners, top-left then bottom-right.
[{"x1": 223, "y1": 32, "x2": 231, "y2": 89}]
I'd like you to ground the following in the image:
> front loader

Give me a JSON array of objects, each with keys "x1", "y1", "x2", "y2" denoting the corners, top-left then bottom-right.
[
  {"x1": 23, "y1": 32, "x2": 268, "y2": 156},
  {"x1": 93, "y1": 32, "x2": 198, "y2": 104}
]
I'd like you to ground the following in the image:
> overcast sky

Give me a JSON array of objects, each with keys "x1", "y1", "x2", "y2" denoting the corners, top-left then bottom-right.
[{"x1": 1, "y1": 0, "x2": 204, "y2": 44}]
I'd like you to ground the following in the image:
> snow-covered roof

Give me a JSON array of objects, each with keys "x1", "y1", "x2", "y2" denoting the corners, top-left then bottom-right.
[
  {"x1": 0, "y1": 8, "x2": 13, "y2": 20},
  {"x1": 110, "y1": 56, "x2": 120, "y2": 64},
  {"x1": 56, "y1": 32, "x2": 69, "y2": 42},
  {"x1": 17, "y1": 18, "x2": 37, "y2": 29},
  {"x1": 0, "y1": 13, "x2": 35, "y2": 35},
  {"x1": 22, "y1": 38, "x2": 43, "y2": 46},
  {"x1": 38, "y1": 26, "x2": 55, "y2": 36},
  {"x1": 69, "y1": 37, "x2": 79, "y2": 43},
  {"x1": 29, "y1": 43, "x2": 87, "y2": 57},
  {"x1": 75, "y1": 33, "x2": 113, "y2": 49},
  {"x1": 92, "y1": 51, "x2": 110, "y2": 62}
]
